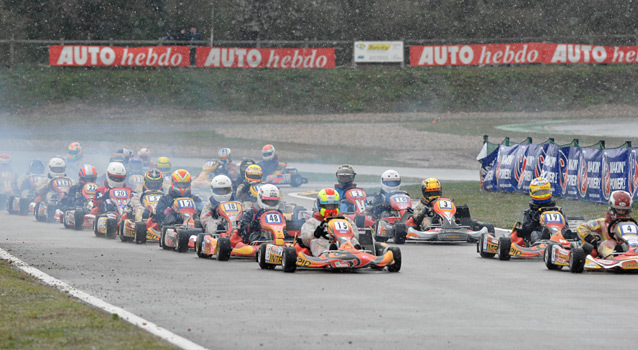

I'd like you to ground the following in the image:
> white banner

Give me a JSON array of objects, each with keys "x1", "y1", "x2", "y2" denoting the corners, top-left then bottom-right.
[{"x1": 354, "y1": 41, "x2": 404, "y2": 63}]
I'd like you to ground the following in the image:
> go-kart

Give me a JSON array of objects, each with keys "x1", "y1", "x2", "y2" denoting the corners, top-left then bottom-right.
[
  {"x1": 120, "y1": 190, "x2": 163, "y2": 243},
  {"x1": 61, "y1": 182, "x2": 98, "y2": 230},
  {"x1": 545, "y1": 218, "x2": 638, "y2": 273},
  {"x1": 267, "y1": 216, "x2": 400, "y2": 273},
  {"x1": 7, "y1": 174, "x2": 46, "y2": 215},
  {"x1": 196, "y1": 201, "x2": 265, "y2": 260},
  {"x1": 160, "y1": 197, "x2": 203, "y2": 252},
  {"x1": 340, "y1": 188, "x2": 375, "y2": 234},
  {"x1": 242, "y1": 210, "x2": 294, "y2": 268},
  {"x1": 89, "y1": 187, "x2": 132, "y2": 239},
  {"x1": 0, "y1": 170, "x2": 16, "y2": 211},
  {"x1": 478, "y1": 206, "x2": 572, "y2": 260},
  {"x1": 402, "y1": 197, "x2": 491, "y2": 244},
  {"x1": 263, "y1": 162, "x2": 308, "y2": 188},
  {"x1": 34, "y1": 177, "x2": 73, "y2": 223},
  {"x1": 372, "y1": 191, "x2": 413, "y2": 244}
]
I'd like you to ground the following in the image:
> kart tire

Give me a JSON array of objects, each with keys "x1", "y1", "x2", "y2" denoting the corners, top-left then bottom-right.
[
  {"x1": 281, "y1": 247, "x2": 297, "y2": 272},
  {"x1": 63, "y1": 211, "x2": 73, "y2": 229},
  {"x1": 569, "y1": 247, "x2": 586, "y2": 273},
  {"x1": 393, "y1": 223, "x2": 407, "y2": 245},
  {"x1": 374, "y1": 242, "x2": 386, "y2": 256},
  {"x1": 196, "y1": 233, "x2": 211, "y2": 258},
  {"x1": 93, "y1": 215, "x2": 104, "y2": 237},
  {"x1": 19, "y1": 198, "x2": 29, "y2": 216},
  {"x1": 135, "y1": 222, "x2": 147, "y2": 244},
  {"x1": 543, "y1": 243, "x2": 560, "y2": 270},
  {"x1": 105, "y1": 218, "x2": 117, "y2": 239},
  {"x1": 160, "y1": 228, "x2": 172, "y2": 250},
  {"x1": 46, "y1": 205, "x2": 56, "y2": 223},
  {"x1": 387, "y1": 247, "x2": 401, "y2": 272},
  {"x1": 257, "y1": 243, "x2": 275, "y2": 270},
  {"x1": 291, "y1": 174, "x2": 303, "y2": 188},
  {"x1": 176, "y1": 231, "x2": 190, "y2": 253},
  {"x1": 119, "y1": 221, "x2": 126, "y2": 241},
  {"x1": 7, "y1": 196, "x2": 15, "y2": 214},
  {"x1": 497, "y1": 236, "x2": 511, "y2": 261},
  {"x1": 217, "y1": 237, "x2": 232, "y2": 261},
  {"x1": 373, "y1": 221, "x2": 387, "y2": 242},
  {"x1": 478, "y1": 233, "x2": 496, "y2": 259},
  {"x1": 74, "y1": 210, "x2": 85, "y2": 230}
]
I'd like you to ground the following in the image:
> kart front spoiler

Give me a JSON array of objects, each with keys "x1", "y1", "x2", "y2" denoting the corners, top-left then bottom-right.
[
  {"x1": 296, "y1": 249, "x2": 394, "y2": 270},
  {"x1": 584, "y1": 254, "x2": 638, "y2": 271},
  {"x1": 406, "y1": 226, "x2": 486, "y2": 242}
]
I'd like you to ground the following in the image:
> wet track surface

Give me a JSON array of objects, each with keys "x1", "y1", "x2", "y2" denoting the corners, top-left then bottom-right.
[{"x1": 2, "y1": 186, "x2": 638, "y2": 349}]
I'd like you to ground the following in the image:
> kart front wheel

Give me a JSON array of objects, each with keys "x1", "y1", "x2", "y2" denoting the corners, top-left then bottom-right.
[
  {"x1": 497, "y1": 236, "x2": 511, "y2": 261},
  {"x1": 387, "y1": 247, "x2": 401, "y2": 272},
  {"x1": 196, "y1": 233, "x2": 210, "y2": 258},
  {"x1": 393, "y1": 223, "x2": 406, "y2": 245},
  {"x1": 544, "y1": 243, "x2": 560, "y2": 270},
  {"x1": 281, "y1": 247, "x2": 297, "y2": 273},
  {"x1": 257, "y1": 243, "x2": 275, "y2": 270},
  {"x1": 569, "y1": 247, "x2": 586, "y2": 273},
  {"x1": 217, "y1": 237, "x2": 232, "y2": 261},
  {"x1": 134, "y1": 222, "x2": 147, "y2": 244},
  {"x1": 478, "y1": 233, "x2": 496, "y2": 259}
]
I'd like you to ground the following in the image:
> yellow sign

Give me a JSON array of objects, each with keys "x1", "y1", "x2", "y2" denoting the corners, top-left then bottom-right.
[{"x1": 368, "y1": 44, "x2": 390, "y2": 50}]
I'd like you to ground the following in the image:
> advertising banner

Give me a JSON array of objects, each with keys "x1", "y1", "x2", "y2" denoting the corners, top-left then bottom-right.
[
  {"x1": 49, "y1": 45, "x2": 190, "y2": 67},
  {"x1": 195, "y1": 47, "x2": 335, "y2": 68},
  {"x1": 354, "y1": 41, "x2": 404, "y2": 63},
  {"x1": 410, "y1": 43, "x2": 638, "y2": 66}
]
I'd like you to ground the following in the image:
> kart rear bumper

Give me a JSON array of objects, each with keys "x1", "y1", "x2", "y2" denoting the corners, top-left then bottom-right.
[{"x1": 406, "y1": 226, "x2": 486, "y2": 242}]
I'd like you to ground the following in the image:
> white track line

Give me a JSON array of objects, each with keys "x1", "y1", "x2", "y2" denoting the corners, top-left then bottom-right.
[{"x1": 0, "y1": 247, "x2": 207, "y2": 350}]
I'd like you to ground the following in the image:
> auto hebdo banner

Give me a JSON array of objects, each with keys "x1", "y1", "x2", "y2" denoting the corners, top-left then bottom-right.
[
  {"x1": 410, "y1": 43, "x2": 638, "y2": 66},
  {"x1": 49, "y1": 46, "x2": 190, "y2": 67},
  {"x1": 195, "y1": 47, "x2": 335, "y2": 68},
  {"x1": 482, "y1": 144, "x2": 638, "y2": 203}
]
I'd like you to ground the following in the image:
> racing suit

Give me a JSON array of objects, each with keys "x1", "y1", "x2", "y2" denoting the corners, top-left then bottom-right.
[
  {"x1": 153, "y1": 191, "x2": 203, "y2": 226},
  {"x1": 130, "y1": 190, "x2": 164, "y2": 220},
  {"x1": 367, "y1": 190, "x2": 408, "y2": 219},
  {"x1": 301, "y1": 212, "x2": 359, "y2": 257},
  {"x1": 576, "y1": 218, "x2": 619, "y2": 259},
  {"x1": 258, "y1": 155, "x2": 279, "y2": 178},
  {"x1": 235, "y1": 182, "x2": 259, "y2": 203},
  {"x1": 516, "y1": 200, "x2": 568, "y2": 243},
  {"x1": 92, "y1": 185, "x2": 134, "y2": 214},
  {"x1": 200, "y1": 194, "x2": 236, "y2": 234},
  {"x1": 412, "y1": 198, "x2": 436, "y2": 231},
  {"x1": 334, "y1": 182, "x2": 357, "y2": 213},
  {"x1": 59, "y1": 181, "x2": 88, "y2": 209},
  {"x1": 238, "y1": 205, "x2": 282, "y2": 244}
]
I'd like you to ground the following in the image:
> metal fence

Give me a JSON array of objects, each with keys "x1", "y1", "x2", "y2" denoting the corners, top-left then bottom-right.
[{"x1": 2, "y1": 35, "x2": 637, "y2": 68}]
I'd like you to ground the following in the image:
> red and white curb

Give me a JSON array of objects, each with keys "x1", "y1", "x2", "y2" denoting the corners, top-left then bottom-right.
[{"x1": 0, "y1": 247, "x2": 207, "y2": 350}]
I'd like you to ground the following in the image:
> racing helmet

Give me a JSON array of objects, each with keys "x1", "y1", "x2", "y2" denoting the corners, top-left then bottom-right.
[
  {"x1": 106, "y1": 162, "x2": 127, "y2": 188},
  {"x1": 0, "y1": 153, "x2": 11, "y2": 169},
  {"x1": 210, "y1": 175, "x2": 233, "y2": 203},
  {"x1": 138, "y1": 148, "x2": 151, "y2": 165},
  {"x1": 47, "y1": 157, "x2": 66, "y2": 178},
  {"x1": 171, "y1": 169, "x2": 192, "y2": 196},
  {"x1": 257, "y1": 184, "x2": 281, "y2": 211},
  {"x1": 245, "y1": 164, "x2": 263, "y2": 184},
  {"x1": 202, "y1": 159, "x2": 219, "y2": 172},
  {"x1": 68, "y1": 142, "x2": 83, "y2": 161},
  {"x1": 529, "y1": 177, "x2": 552, "y2": 204},
  {"x1": 381, "y1": 170, "x2": 401, "y2": 193},
  {"x1": 116, "y1": 148, "x2": 134, "y2": 163},
  {"x1": 143, "y1": 169, "x2": 163, "y2": 191},
  {"x1": 218, "y1": 148, "x2": 231, "y2": 165},
  {"x1": 336, "y1": 164, "x2": 356, "y2": 187},
  {"x1": 239, "y1": 159, "x2": 256, "y2": 178},
  {"x1": 262, "y1": 144, "x2": 275, "y2": 161},
  {"x1": 78, "y1": 164, "x2": 97, "y2": 184},
  {"x1": 421, "y1": 178, "x2": 442, "y2": 201},
  {"x1": 109, "y1": 152, "x2": 126, "y2": 164},
  {"x1": 128, "y1": 156, "x2": 144, "y2": 174},
  {"x1": 28, "y1": 160, "x2": 45, "y2": 175},
  {"x1": 316, "y1": 188, "x2": 340, "y2": 218},
  {"x1": 606, "y1": 190, "x2": 633, "y2": 225},
  {"x1": 156, "y1": 156, "x2": 172, "y2": 174}
]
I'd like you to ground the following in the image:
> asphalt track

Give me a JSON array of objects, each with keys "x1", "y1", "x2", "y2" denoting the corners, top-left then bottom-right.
[{"x1": 3, "y1": 184, "x2": 638, "y2": 350}]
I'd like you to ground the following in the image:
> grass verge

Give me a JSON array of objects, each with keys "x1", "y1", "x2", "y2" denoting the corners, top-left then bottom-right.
[{"x1": 0, "y1": 260, "x2": 177, "y2": 350}]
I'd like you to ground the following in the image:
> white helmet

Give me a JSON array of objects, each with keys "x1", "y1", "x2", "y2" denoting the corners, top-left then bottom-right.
[
  {"x1": 218, "y1": 148, "x2": 231, "y2": 165},
  {"x1": 381, "y1": 169, "x2": 401, "y2": 193},
  {"x1": 210, "y1": 175, "x2": 233, "y2": 203},
  {"x1": 106, "y1": 162, "x2": 127, "y2": 188},
  {"x1": 257, "y1": 184, "x2": 281, "y2": 210},
  {"x1": 262, "y1": 144, "x2": 275, "y2": 161},
  {"x1": 48, "y1": 157, "x2": 66, "y2": 178},
  {"x1": 138, "y1": 148, "x2": 151, "y2": 164}
]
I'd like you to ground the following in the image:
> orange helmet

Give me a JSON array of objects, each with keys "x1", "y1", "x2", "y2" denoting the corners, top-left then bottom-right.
[
  {"x1": 68, "y1": 142, "x2": 82, "y2": 161},
  {"x1": 171, "y1": 169, "x2": 192, "y2": 196}
]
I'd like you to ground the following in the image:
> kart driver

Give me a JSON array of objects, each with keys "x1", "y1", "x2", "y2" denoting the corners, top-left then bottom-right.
[
  {"x1": 35, "y1": 157, "x2": 71, "y2": 197},
  {"x1": 217, "y1": 147, "x2": 239, "y2": 182},
  {"x1": 130, "y1": 169, "x2": 164, "y2": 220},
  {"x1": 66, "y1": 142, "x2": 83, "y2": 175},
  {"x1": 412, "y1": 178, "x2": 442, "y2": 230},
  {"x1": 192, "y1": 159, "x2": 221, "y2": 188},
  {"x1": 15, "y1": 159, "x2": 45, "y2": 194},
  {"x1": 153, "y1": 169, "x2": 203, "y2": 226},
  {"x1": 201, "y1": 175, "x2": 235, "y2": 234},
  {"x1": 60, "y1": 164, "x2": 97, "y2": 209},
  {"x1": 92, "y1": 162, "x2": 133, "y2": 214},
  {"x1": 137, "y1": 148, "x2": 153, "y2": 169},
  {"x1": 577, "y1": 190, "x2": 633, "y2": 258},
  {"x1": 367, "y1": 169, "x2": 403, "y2": 219},
  {"x1": 334, "y1": 164, "x2": 358, "y2": 213},
  {"x1": 513, "y1": 177, "x2": 569, "y2": 246},
  {"x1": 301, "y1": 188, "x2": 359, "y2": 257},
  {"x1": 238, "y1": 183, "x2": 282, "y2": 244},
  {"x1": 155, "y1": 156, "x2": 172, "y2": 191},
  {"x1": 257, "y1": 144, "x2": 279, "y2": 178},
  {"x1": 235, "y1": 164, "x2": 263, "y2": 202}
]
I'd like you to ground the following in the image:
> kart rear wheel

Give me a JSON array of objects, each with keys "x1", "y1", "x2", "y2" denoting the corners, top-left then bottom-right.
[
  {"x1": 569, "y1": 247, "x2": 586, "y2": 273},
  {"x1": 291, "y1": 174, "x2": 303, "y2": 188},
  {"x1": 257, "y1": 243, "x2": 275, "y2": 270},
  {"x1": 281, "y1": 247, "x2": 297, "y2": 273},
  {"x1": 217, "y1": 237, "x2": 232, "y2": 261},
  {"x1": 135, "y1": 222, "x2": 147, "y2": 244},
  {"x1": 387, "y1": 247, "x2": 401, "y2": 272},
  {"x1": 478, "y1": 233, "x2": 496, "y2": 259},
  {"x1": 544, "y1": 243, "x2": 560, "y2": 270},
  {"x1": 497, "y1": 236, "x2": 511, "y2": 261},
  {"x1": 393, "y1": 223, "x2": 406, "y2": 245},
  {"x1": 373, "y1": 221, "x2": 387, "y2": 242}
]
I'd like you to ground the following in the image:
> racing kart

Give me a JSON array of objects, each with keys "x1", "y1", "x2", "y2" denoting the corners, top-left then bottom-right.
[
  {"x1": 61, "y1": 182, "x2": 98, "y2": 230},
  {"x1": 160, "y1": 197, "x2": 203, "y2": 252},
  {"x1": 195, "y1": 200, "x2": 252, "y2": 260},
  {"x1": 545, "y1": 218, "x2": 638, "y2": 273},
  {"x1": 0, "y1": 170, "x2": 16, "y2": 211},
  {"x1": 478, "y1": 206, "x2": 573, "y2": 260},
  {"x1": 120, "y1": 190, "x2": 163, "y2": 244},
  {"x1": 7, "y1": 174, "x2": 46, "y2": 215},
  {"x1": 89, "y1": 187, "x2": 132, "y2": 239},
  {"x1": 404, "y1": 198, "x2": 491, "y2": 243},
  {"x1": 34, "y1": 177, "x2": 73, "y2": 223},
  {"x1": 263, "y1": 162, "x2": 308, "y2": 188},
  {"x1": 372, "y1": 191, "x2": 413, "y2": 244},
  {"x1": 266, "y1": 216, "x2": 400, "y2": 273},
  {"x1": 340, "y1": 188, "x2": 376, "y2": 234}
]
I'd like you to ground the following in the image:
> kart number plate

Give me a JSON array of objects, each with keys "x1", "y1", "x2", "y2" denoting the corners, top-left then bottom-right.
[
  {"x1": 223, "y1": 202, "x2": 239, "y2": 212},
  {"x1": 265, "y1": 213, "x2": 282, "y2": 224}
]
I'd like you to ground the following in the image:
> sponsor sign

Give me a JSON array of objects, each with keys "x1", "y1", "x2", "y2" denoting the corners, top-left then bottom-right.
[
  {"x1": 49, "y1": 45, "x2": 189, "y2": 67},
  {"x1": 410, "y1": 43, "x2": 638, "y2": 66},
  {"x1": 195, "y1": 47, "x2": 334, "y2": 68},
  {"x1": 354, "y1": 41, "x2": 404, "y2": 63}
]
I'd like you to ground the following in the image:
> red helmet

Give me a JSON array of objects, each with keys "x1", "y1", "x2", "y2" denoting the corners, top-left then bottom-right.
[{"x1": 606, "y1": 190, "x2": 633, "y2": 225}]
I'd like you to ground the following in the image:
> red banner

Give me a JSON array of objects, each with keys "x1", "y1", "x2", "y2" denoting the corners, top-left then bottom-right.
[
  {"x1": 49, "y1": 45, "x2": 190, "y2": 67},
  {"x1": 195, "y1": 47, "x2": 335, "y2": 68},
  {"x1": 410, "y1": 43, "x2": 638, "y2": 66}
]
